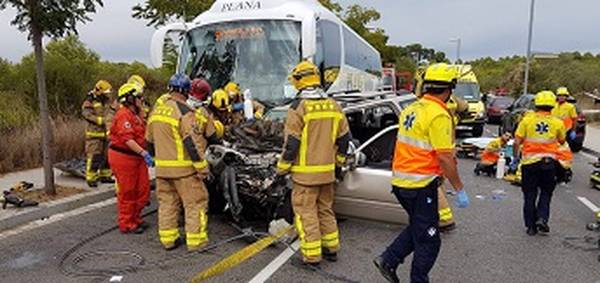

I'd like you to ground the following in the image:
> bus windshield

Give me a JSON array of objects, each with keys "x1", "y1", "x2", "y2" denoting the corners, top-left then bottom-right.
[
  {"x1": 179, "y1": 20, "x2": 302, "y2": 105},
  {"x1": 453, "y1": 82, "x2": 481, "y2": 101}
]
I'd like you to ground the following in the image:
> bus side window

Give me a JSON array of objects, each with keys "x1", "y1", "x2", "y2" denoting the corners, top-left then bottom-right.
[{"x1": 316, "y1": 20, "x2": 342, "y2": 90}]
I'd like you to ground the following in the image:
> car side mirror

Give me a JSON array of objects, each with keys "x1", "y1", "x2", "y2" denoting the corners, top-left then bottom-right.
[{"x1": 355, "y1": 152, "x2": 367, "y2": 167}]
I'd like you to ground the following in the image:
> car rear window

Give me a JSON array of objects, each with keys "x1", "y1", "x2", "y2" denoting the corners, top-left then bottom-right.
[{"x1": 491, "y1": 98, "x2": 514, "y2": 108}]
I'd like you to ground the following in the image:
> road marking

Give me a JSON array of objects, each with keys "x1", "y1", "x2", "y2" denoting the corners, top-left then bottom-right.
[
  {"x1": 248, "y1": 240, "x2": 300, "y2": 283},
  {"x1": 577, "y1": 196, "x2": 600, "y2": 213},
  {"x1": 581, "y1": 151, "x2": 598, "y2": 161},
  {"x1": 0, "y1": 198, "x2": 116, "y2": 240}
]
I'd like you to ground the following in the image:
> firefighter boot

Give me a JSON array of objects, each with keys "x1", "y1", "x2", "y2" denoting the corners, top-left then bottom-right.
[
  {"x1": 322, "y1": 248, "x2": 338, "y2": 262},
  {"x1": 100, "y1": 177, "x2": 115, "y2": 184},
  {"x1": 373, "y1": 256, "x2": 399, "y2": 283}
]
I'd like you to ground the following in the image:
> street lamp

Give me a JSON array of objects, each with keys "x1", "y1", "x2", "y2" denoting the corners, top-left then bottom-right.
[
  {"x1": 449, "y1": 37, "x2": 461, "y2": 63},
  {"x1": 523, "y1": 0, "x2": 536, "y2": 95}
]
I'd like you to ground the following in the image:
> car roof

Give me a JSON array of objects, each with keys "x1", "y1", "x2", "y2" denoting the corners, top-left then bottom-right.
[{"x1": 338, "y1": 93, "x2": 417, "y2": 112}]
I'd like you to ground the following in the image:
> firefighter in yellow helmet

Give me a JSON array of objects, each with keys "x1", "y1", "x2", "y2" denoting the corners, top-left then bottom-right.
[
  {"x1": 82, "y1": 80, "x2": 114, "y2": 187},
  {"x1": 276, "y1": 60, "x2": 351, "y2": 265},
  {"x1": 207, "y1": 89, "x2": 234, "y2": 131},
  {"x1": 146, "y1": 74, "x2": 216, "y2": 251},
  {"x1": 512, "y1": 90, "x2": 566, "y2": 236},
  {"x1": 225, "y1": 81, "x2": 265, "y2": 121},
  {"x1": 551, "y1": 86, "x2": 578, "y2": 141},
  {"x1": 374, "y1": 63, "x2": 468, "y2": 283}
]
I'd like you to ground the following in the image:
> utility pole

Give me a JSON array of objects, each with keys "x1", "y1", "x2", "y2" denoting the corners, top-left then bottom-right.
[
  {"x1": 523, "y1": 0, "x2": 536, "y2": 96},
  {"x1": 450, "y1": 38, "x2": 461, "y2": 63}
]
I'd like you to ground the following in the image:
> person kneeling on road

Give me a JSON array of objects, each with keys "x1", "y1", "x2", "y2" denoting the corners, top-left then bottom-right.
[
  {"x1": 512, "y1": 90, "x2": 566, "y2": 236},
  {"x1": 474, "y1": 132, "x2": 512, "y2": 176},
  {"x1": 373, "y1": 63, "x2": 469, "y2": 283},
  {"x1": 146, "y1": 74, "x2": 216, "y2": 251},
  {"x1": 108, "y1": 83, "x2": 151, "y2": 234},
  {"x1": 276, "y1": 60, "x2": 351, "y2": 267}
]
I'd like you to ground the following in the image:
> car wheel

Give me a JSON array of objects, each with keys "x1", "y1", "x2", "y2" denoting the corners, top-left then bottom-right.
[{"x1": 472, "y1": 125, "x2": 484, "y2": 137}]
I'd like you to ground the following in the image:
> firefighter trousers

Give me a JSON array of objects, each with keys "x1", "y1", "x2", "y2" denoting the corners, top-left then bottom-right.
[
  {"x1": 521, "y1": 160, "x2": 557, "y2": 229},
  {"x1": 382, "y1": 182, "x2": 441, "y2": 283},
  {"x1": 85, "y1": 138, "x2": 111, "y2": 183},
  {"x1": 108, "y1": 149, "x2": 150, "y2": 232},
  {"x1": 437, "y1": 185, "x2": 454, "y2": 228},
  {"x1": 157, "y1": 175, "x2": 209, "y2": 249},
  {"x1": 292, "y1": 182, "x2": 339, "y2": 263}
]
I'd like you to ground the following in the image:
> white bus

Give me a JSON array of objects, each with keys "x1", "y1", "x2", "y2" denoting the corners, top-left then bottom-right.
[{"x1": 150, "y1": 0, "x2": 382, "y2": 105}]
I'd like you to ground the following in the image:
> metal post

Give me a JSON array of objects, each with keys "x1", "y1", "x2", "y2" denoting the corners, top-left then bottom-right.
[
  {"x1": 523, "y1": 0, "x2": 536, "y2": 96},
  {"x1": 456, "y1": 38, "x2": 461, "y2": 63}
]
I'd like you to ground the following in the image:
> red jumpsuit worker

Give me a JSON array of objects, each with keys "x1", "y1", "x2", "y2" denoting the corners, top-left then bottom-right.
[{"x1": 108, "y1": 83, "x2": 153, "y2": 234}]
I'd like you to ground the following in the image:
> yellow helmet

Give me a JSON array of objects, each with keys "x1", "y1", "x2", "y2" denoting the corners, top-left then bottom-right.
[
  {"x1": 211, "y1": 89, "x2": 230, "y2": 110},
  {"x1": 224, "y1": 82, "x2": 241, "y2": 97},
  {"x1": 118, "y1": 83, "x2": 141, "y2": 100},
  {"x1": 534, "y1": 90, "x2": 557, "y2": 108},
  {"x1": 128, "y1": 75, "x2": 146, "y2": 89},
  {"x1": 289, "y1": 60, "x2": 321, "y2": 91},
  {"x1": 213, "y1": 120, "x2": 225, "y2": 138},
  {"x1": 423, "y1": 63, "x2": 459, "y2": 85},
  {"x1": 556, "y1": 86, "x2": 570, "y2": 96},
  {"x1": 94, "y1": 80, "x2": 113, "y2": 95}
]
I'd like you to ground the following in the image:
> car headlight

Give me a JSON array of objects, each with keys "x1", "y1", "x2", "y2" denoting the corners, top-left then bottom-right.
[{"x1": 475, "y1": 111, "x2": 486, "y2": 119}]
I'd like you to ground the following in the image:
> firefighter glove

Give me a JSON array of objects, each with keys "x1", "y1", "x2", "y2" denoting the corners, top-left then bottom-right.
[
  {"x1": 568, "y1": 131, "x2": 576, "y2": 141},
  {"x1": 141, "y1": 151, "x2": 154, "y2": 167},
  {"x1": 509, "y1": 159, "x2": 519, "y2": 172},
  {"x1": 455, "y1": 190, "x2": 470, "y2": 208}
]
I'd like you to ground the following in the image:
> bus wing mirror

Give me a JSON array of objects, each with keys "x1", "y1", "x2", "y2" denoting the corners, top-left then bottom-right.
[{"x1": 150, "y1": 22, "x2": 188, "y2": 68}]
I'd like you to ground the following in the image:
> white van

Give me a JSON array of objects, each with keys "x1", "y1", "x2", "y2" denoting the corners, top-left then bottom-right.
[{"x1": 150, "y1": 0, "x2": 382, "y2": 105}]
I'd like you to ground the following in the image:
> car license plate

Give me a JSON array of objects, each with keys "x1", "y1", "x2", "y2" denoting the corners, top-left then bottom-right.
[{"x1": 456, "y1": 125, "x2": 472, "y2": 130}]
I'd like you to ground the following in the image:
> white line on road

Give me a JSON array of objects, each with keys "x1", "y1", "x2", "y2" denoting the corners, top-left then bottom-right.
[
  {"x1": 248, "y1": 240, "x2": 300, "y2": 283},
  {"x1": 0, "y1": 198, "x2": 116, "y2": 240},
  {"x1": 577, "y1": 196, "x2": 600, "y2": 213}
]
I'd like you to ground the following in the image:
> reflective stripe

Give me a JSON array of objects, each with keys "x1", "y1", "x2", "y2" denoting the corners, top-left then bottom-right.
[
  {"x1": 396, "y1": 134, "x2": 432, "y2": 150},
  {"x1": 193, "y1": 160, "x2": 208, "y2": 170},
  {"x1": 186, "y1": 232, "x2": 208, "y2": 247},
  {"x1": 294, "y1": 214, "x2": 322, "y2": 258},
  {"x1": 439, "y1": 208, "x2": 453, "y2": 221},
  {"x1": 96, "y1": 116, "x2": 104, "y2": 125},
  {"x1": 277, "y1": 161, "x2": 292, "y2": 171},
  {"x1": 86, "y1": 131, "x2": 106, "y2": 138},
  {"x1": 298, "y1": 110, "x2": 343, "y2": 170},
  {"x1": 392, "y1": 171, "x2": 437, "y2": 182},
  {"x1": 93, "y1": 102, "x2": 102, "y2": 108},
  {"x1": 155, "y1": 160, "x2": 193, "y2": 167},
  {"x1": 336, "y1": 154, "x2": 346, "y2": 164},
  {"x1": 321, "y1": 231, "x2": 340, "y2": 249},
  {"x1": 524, "y1": 137, "x2": 557, "y2": 144},
  {"x1": 159, "y1": 229, "x2": 180, "y2": 245},
  {"x1": 85, "y1": 157, "x2": 98, "y2": 182},
  {"x1": 291, "y1": 164, "x2": 335, "y2": 173},
  {"x1": 522, "y1": 153, "x2": 556, "y2": 159}
]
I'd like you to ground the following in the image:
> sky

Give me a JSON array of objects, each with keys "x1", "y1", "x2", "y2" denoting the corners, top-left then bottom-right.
[{"x1": 1, "y1": 0, "x2": 599, "y2": 65}]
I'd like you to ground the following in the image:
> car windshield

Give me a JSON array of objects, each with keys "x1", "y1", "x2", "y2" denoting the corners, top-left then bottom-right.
[
  {"x1": 491, "y1": 98, "x2": 514, "y2": 108},
  {"x1": 454, "y1": 82, "x2": 481, "y2": 101},
  {"x1": 179, "y1": 20, "x2": 302, "y2": 105}
]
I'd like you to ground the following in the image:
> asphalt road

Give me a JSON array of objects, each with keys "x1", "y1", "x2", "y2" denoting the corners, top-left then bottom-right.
[{"x1": 2, "y1": 124, "x2": 600, "y2": 283}]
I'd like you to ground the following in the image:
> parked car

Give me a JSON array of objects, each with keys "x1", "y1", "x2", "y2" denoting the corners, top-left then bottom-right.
[
  {"x1": 486, "y1": 96, "x2": 514, "y2": 124},
  {"x1": 499, "y1": 94, "x2": 586, "y2": 152}
]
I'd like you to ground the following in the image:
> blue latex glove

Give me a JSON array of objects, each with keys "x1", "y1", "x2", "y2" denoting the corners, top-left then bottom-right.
[
  {"x1": 568, "y1": 131, "x2": 577, "y2": 141},
  {"x1": 455, "y1": 190, "x2": 470, "y2": 208},
  {"x1": 509, "y1": 159, "x2": 519, "y2": 172},
  {"x1": 232, "y1": 103, "x2": 244, "y2": 111},
  {"x1": 141, "y1": 151, "x2": 154, "y2": 167}
]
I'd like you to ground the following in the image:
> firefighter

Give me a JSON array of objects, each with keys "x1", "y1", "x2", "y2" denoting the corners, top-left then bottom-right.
[
  {"x1": 107, "y1": 83, "x2": 152, "y2": 234},
  {"x1": 186, "y1": 78, "x2": 223, "y2": 143},
  {"x1": 225, "y1": 81, "x2": 265, "y2": 121},
  {"x1": 207, "y1": 89, "x2": 234, "y2": 129},
  {"x1": 276, "y1": 60, "x2": 351, "y2": 266},
  {"x1": 474, "y1": 132, "x2": 512, "y2": 176},
  {"x1": 82, "y1": 80, "x2": 114, "y2": 187},
  {"x1": 146, "y1": 74, "x2": 216, "y2": 251},
  {"x1": 374, "y1": 63, "x2": 469, "y2": 283},
  {"x1": 551, "y1": 86, "x2": 578, "y2": 141},
  {"x1": 127, "y1": 74, "x2": 151, "y2": 117},
  {"x1": 511, "y1": 90, "x2": 566, "y2": 236}
]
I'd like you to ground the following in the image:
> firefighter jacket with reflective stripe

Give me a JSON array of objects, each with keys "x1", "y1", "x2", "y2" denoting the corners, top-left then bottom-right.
[
  {"x1": 515, "y1": 111, "x2": 566, "y2": 165},
  {"x1": 392, "y1": 95, "x2": 454, "y2": 189},
  {"x1": 551, "y1": 102, "x2": 577, "y2": 130},
  {"x1": 146, "y1": 96, "x2": 215, "y2": 178},
  {"x1": 82, "y1": 94, "x2": 108, "y2": 139},
  {"x1": 481, "y1": 138, "x2": 503, "y2": 165},
  {"x1": 277, "y1": 94, "x2": 351, "y2": 186},
  {"x1": 557, "y1": 143, "x2": 573, "y2": 168}
]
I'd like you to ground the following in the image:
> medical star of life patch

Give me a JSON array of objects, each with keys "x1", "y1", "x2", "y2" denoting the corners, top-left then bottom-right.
[
  {"x1": 428, "y1": 227, "x2": 437, "y2": 237},
  {"x1": 403, "y1": 112, "x2": 416, "y2": 130}
]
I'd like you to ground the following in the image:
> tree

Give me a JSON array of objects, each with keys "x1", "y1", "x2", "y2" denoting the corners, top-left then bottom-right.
[
  {"x1": 0, "y1": 0, "x2": 103, "y2": 194},
  {"x1": 133, "y1": 0, "x2": 215, "y2": 27}
]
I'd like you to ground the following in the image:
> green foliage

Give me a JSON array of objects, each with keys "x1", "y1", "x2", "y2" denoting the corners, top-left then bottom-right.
[
  {"x1": 0, "y1": 91, "x2": 36, "y2": 130},
  {"x1": 0, "y1": 0, "x2": 103, "y2": 38},
  {"x1": 133, "y1": 0, "x2": 215, "y2": 27}
]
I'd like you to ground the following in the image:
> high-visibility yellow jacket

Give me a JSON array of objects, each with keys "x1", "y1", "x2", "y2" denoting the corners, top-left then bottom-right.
[
  {"x1": 515, "y1": 111, "x2": 566, "y2": 165},
  {"x1": 392, "y1": 95, "x2": 454, "y2": 189},
  {"x1": 277, "y1": 89, "x2": 351, "y2": 186},
  {"x1": 551, "y1": 102, "x2": 577, "y2": 130},
  {"x1": 146, "y1": 95, "x2": 217, "y2": 178},
  {"x1": 81, "y1": 94, "x2": 108, "y2": 139}
]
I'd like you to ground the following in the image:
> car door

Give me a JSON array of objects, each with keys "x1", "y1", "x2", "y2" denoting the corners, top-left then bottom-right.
[{"x1": 334, "y1": 124, "x2": 408, "y2": 224}]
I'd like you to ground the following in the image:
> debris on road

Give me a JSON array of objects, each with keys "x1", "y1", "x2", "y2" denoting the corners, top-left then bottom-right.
[
  {"x1": 55, "y1": 158, "x2": 86, "y2": 179},
  {"x1": 2, "y1": 181, "x2": 85, "y2": 209}
]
